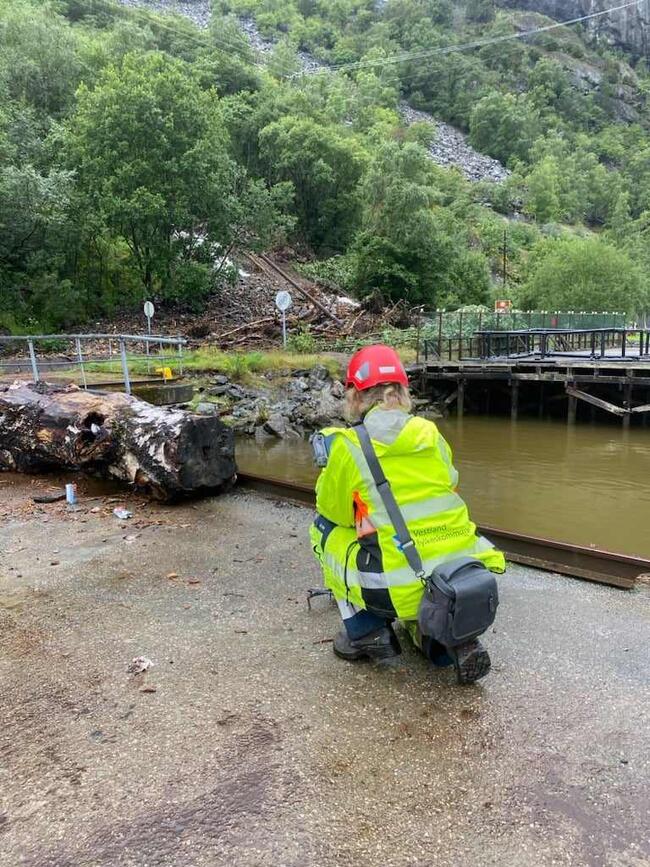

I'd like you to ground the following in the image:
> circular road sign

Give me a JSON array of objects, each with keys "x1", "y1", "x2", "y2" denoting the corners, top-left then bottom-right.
[
  {"x1": 143, "y1": 301, "x2": 155, "y2": 319},
  {"x1": 275, "y1": 291, "x2": 293, "y2": 313}
]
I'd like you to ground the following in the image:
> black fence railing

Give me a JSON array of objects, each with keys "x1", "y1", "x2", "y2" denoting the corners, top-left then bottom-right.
[
  {"x1": 423, "y1": 327, "x2": 650, "y2": 363},
  {"x1": 417, "y1": 309, "x2": 628, "y2": 341}
]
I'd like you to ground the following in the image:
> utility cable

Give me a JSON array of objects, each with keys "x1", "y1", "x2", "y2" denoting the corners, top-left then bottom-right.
[
  {"x1": 91, "y1": 0, "x2": 256, "y2": 59},
  {"x1": 289, "y1": 0, "x2": 647, "y2": 78}
]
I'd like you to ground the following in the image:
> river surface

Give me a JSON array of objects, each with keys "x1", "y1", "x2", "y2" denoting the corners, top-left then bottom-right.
[{"x1": 236, "y1": 417, "x2": 650, "y2": 558}]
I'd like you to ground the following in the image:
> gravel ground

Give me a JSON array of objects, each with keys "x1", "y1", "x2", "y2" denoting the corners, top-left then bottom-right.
[
  {"x1": 117, "y1": 0, "x2": 212, "y2": 28},
  {"x1": 1, "y1": 473, "x2": 649, "y2": 867}
]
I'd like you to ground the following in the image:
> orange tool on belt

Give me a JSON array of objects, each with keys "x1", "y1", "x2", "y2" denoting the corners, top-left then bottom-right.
[{"x1": 353, "y1": 490, "x2": 376, "y2": 538}]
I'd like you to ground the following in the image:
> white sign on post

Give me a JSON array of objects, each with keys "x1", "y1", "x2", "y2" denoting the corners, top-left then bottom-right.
[
  {"x1": 275, "y1": 291, "x2": 292, "y2": 312},
  {"x1": 143, "y1": 301, "x2": 155, "y2": 361},
  {"x1": 275, "y1": 291, "x2": 292, "y2": 348}
]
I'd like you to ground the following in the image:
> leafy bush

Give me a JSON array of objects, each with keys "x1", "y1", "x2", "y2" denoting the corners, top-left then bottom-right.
[
  {"x1": 166, "y1": 262, "x2": 215, "y2": 310},
  {"x1": 298, "y1": 255, "x2": 357, "y2": 293},
  {"x1": 286, "y1": 324, "x2": 316, "y2": 353},
  {"x1": 519, "y1": 237, "x2": 648, "y2": 314},
  {"x1": 469, "y1": 91, "x2": 541, "y2": 165}
]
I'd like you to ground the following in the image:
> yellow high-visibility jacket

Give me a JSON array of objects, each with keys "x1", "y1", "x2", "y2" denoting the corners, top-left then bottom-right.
[{"x1": 309, "y1": 408, "x2": 505, "y2": 621}]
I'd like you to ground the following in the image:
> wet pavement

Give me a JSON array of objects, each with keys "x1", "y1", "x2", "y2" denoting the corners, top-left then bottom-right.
[{"x1": 1, "y1": 474, "x2": 649, "y2": 866}]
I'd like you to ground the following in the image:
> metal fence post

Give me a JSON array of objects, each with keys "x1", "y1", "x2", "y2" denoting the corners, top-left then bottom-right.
[
  {"x1": 119, "y1": 338, "x2": 131, "y2": 395},
  {"x1": 178, "y1": 338, "x2": 184, "y2": 376},
  {"x1": 27, "y1": 340, "x2": 39, "y2": 383},
  {"x1": 76, "y1": 338, "x2": 88, "y2": 389}
]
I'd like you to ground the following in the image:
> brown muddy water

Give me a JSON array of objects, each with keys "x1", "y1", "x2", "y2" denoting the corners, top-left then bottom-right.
[{"x1": 236, "y1": 417, "x2": 650, "y2": 558}]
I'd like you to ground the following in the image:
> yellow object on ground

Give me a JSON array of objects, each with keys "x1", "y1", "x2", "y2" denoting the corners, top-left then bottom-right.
[{"x1": 155, "y1": 367, "x2": 173, "y2": 381}]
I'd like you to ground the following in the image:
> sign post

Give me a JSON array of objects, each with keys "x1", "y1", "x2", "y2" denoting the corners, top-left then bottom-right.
[
  {"x1": 275, "y1": 291, "x2": 293, "y2": 348},
  {"x1": 144, "y1": 301, "x2": 155, "y2": 336},
  {"x1": 143, "y1": 301, "x2": 155, "y2": 370}
]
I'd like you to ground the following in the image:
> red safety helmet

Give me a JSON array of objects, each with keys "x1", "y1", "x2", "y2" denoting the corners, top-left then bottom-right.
[{"x1": 345, "y1": 344, "x2": 409, "y2": 391}]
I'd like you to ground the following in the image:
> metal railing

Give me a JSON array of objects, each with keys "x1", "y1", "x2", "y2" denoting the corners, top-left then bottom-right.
[
  {"x1": 416, "y1": 308, "x2": 629, "y2": 347},
  {"x1": 0, "y1": 333, "x2": 187, "y2": 395},
  {"x1": 423, "y1": 327, "x2": 650, "y2": 363}
]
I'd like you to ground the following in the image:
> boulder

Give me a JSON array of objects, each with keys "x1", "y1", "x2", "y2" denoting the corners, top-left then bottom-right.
[
  {"x1": 226, "y1": 384, "x2": 246, "y2": 400},
  {"x1": 288, "y1": 378, "x2": 310, "y2": 396},
  {"x1": 264, "y1": 413, "x2": 302, "y2": 439},
  {"x1": 194, "y1": 402, "x2": 221, "y2": 415},
  {"x1": 309, "y1": 365, "x2": 331, "y2": 384}
]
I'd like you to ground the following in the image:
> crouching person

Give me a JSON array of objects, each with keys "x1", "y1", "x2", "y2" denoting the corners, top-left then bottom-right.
[{"x1": 309, "y1": 345, "x2": 505, "y2": 684}]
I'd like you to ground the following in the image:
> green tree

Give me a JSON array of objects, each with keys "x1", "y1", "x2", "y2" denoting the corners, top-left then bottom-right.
[
  {"x1": 469, "y1": 91, "x2": 541, "y2": 164},
  {"x1": 66, "y1": 52, "x2": 288, "y2": 299},
  {"x1": 607, "y1": 190, "x2": 633, "y2": 242},
  {"x1": 525, "y1": 157, "x2": 561, "y2": 223},
  {"x1": 0, "y1": 164, "x2": 73, "y2": 270},
  {"x1": 0, "y1": 1, "x2": 84, "y2": 117},
  {"x1": 465, "y1": 0, "x2": 496, "y2": 23},
  {"x1": 258, "y1": 115, "x2": 366, "y2": 249},
  {"x1": 520, "y1": 237, "x2": 647, "y2": 314},
  {"x1": 352, "y1": 141, "x2": 490, "y2": 305}
]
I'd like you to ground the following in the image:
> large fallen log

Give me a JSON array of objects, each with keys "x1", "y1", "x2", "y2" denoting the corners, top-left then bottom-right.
[{"x1": 0, "y1": 381, "x2": 236, "y2": 501}]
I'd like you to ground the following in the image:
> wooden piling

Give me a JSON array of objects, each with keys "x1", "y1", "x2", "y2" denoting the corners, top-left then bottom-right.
[
  {"x1": 567, "y1": 393, "x2": 577, "y2": 424},
  {"x1": 511, "y1": 379, "x2": 519, "y2": 421},
  {"x1": 457, "y1": 378, "x2": 465, "y2": 417},
  {"x1": 623, "y1": 381, "x2": 633, "y2": 429}
]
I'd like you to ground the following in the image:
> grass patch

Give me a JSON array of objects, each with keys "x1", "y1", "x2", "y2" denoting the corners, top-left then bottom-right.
[
  {"x1": 175, "y1": 348, "x2": 343, "y2": 382},
  {"x1": 32, "y1": 347, "x2": 420, "y2": 386},
  {"x1": 75, "y1": 349, "x2": 342, "y2": 382}
]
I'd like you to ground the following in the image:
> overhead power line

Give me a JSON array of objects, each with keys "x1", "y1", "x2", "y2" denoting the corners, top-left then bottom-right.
[
  {"x1": 289, "y1": 0, "x2": 646, "y2": 78},
  {"x1": 94, "y1": 0, "x2": 254, "y2": 60}
]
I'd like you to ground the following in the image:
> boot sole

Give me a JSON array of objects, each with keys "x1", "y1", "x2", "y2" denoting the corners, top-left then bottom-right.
[
  {"x1": 333, "y1": 645, "x2": 400, "y2": 663},
  {"x1": 453, "y1": 644, "x2": 491, "y2": 684}
]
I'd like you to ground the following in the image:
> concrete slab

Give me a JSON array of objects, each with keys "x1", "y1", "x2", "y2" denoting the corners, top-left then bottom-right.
[{"x1": 0, "y1": 476, "x2": 649, "y2": 866}]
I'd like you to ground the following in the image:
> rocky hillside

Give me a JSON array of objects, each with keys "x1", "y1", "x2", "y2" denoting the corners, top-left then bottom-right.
[
  {"x1": 5, "y1": 0, "x2": 650, "y2": 333},
  {"x1": 497, "y1": 0, "x2": 650, "y2": 56},
  {"x1": 119, "y1": 0, "x2": 510, "y2": 183}
]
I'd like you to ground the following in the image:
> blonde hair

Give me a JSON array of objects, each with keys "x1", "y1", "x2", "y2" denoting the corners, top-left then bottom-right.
[{"x1": 344, "y1": 383, "x2": 412, "y2": 423}]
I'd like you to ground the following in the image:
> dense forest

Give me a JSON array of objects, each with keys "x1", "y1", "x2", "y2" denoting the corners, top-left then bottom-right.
[{"x1": 2, "y1": 0, "x2": 650, "y2": 332}]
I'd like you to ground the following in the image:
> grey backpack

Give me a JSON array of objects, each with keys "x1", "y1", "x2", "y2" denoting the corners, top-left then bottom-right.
[{"x1": 355, "y1": 424, "x2": 499, "y2": 648}]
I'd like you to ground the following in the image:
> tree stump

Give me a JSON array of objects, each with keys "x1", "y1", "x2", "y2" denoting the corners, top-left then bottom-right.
[{"x1": 0, "y1": 381, "x2": 236, "y2": 501}]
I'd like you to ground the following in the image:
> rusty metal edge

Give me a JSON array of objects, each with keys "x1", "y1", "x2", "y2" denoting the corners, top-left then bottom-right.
[{"x1": 236, "y1": 472, "x2": 646, "y2": 590}]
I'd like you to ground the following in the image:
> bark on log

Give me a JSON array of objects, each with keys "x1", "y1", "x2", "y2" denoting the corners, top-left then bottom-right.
[{"x1": 0, "y1": 381, "x2": 236, "y2": 501}]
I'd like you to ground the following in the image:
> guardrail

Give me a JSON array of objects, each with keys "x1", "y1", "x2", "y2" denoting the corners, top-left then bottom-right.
[
  {"x1": 0, "y1": 333, "x2": 187, "y2": 395},
  {"x1": 423, "y1": 327, "x2": 650, "y2": 363},
  {"x1": 475, "y1": 327, "x2": 650, "y2": 361}
]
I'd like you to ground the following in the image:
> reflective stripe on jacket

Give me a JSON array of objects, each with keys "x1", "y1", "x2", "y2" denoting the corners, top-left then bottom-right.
[{"x1": 309, "y1": 408, "x2": 505, "y2": 620}]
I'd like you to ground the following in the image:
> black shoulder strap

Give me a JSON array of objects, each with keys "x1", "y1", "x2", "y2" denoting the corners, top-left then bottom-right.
[{"x1": 355, "y1": 423, "x2": 426, "y2": 580}]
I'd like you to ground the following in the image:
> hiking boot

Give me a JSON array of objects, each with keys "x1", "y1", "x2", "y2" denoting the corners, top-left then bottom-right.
[
  {"x1": 451, "y1": 639, "x2": 491, "y2": 684},
  {"x1": 333, "y1": 626, "x2": 400, "y2": 664}
]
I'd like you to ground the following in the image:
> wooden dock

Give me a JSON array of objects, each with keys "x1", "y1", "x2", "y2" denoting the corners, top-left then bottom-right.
[{"x1": 412, "y1": 356, "x2": 650, "y2": 426}]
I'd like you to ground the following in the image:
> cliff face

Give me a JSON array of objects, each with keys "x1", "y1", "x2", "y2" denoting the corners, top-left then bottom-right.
[{"x1": 496, "y1": 0, "x2": 650, "y2": 57}]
